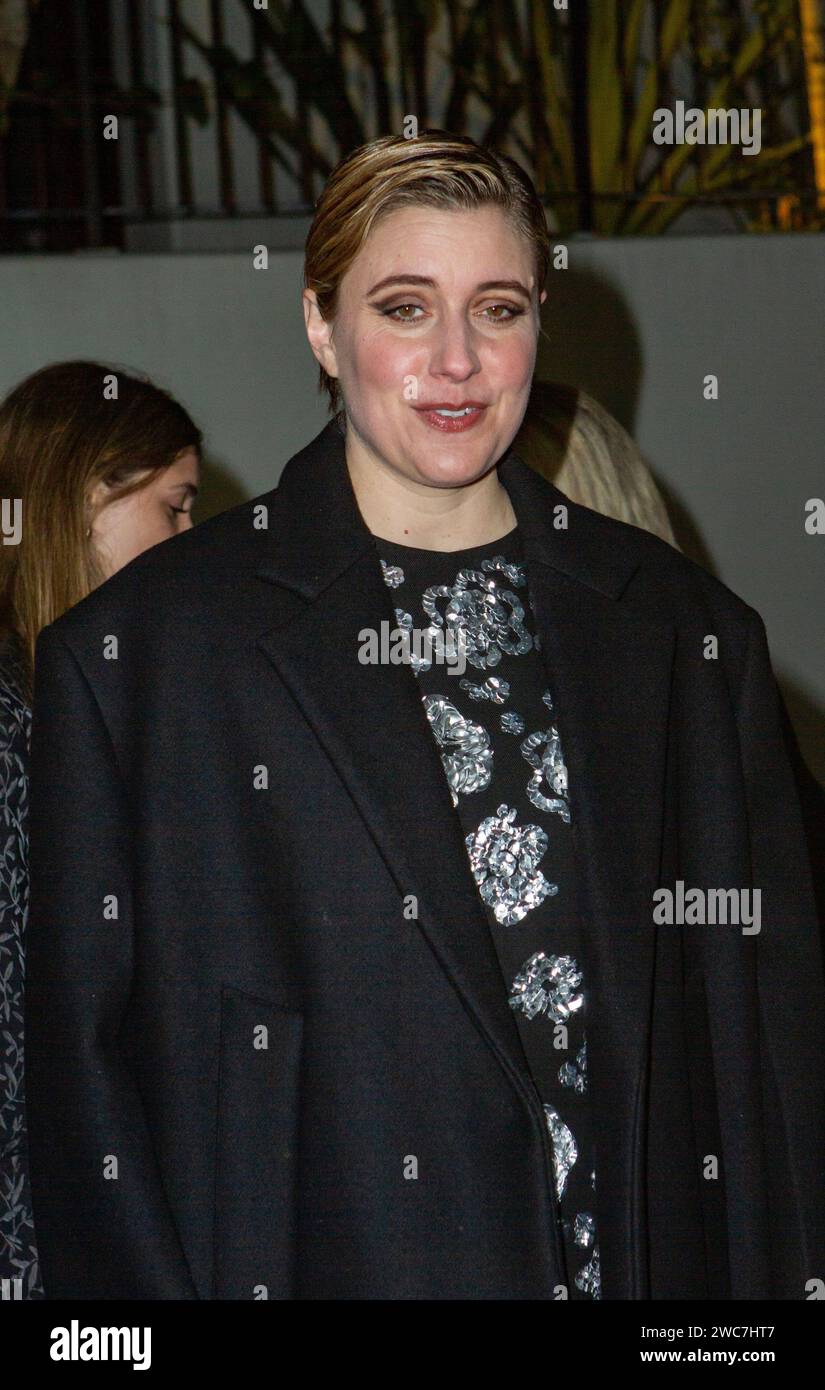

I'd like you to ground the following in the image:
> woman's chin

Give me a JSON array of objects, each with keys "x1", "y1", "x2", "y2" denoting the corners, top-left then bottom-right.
[{"x1": 409, "y1": 455, "x2": 497, "y2": 489}]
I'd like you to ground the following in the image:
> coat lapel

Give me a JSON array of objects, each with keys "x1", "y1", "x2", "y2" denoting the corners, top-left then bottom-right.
[
  {"x1": 254, "y1": 420, "x2": 675, "y2": 1297},
  {"x1": 501, "y1": 458, "x2": 676, "y2": 1297},
  {"x1": 253, "y1": 426, "x2": 541, "y2": 1117}
]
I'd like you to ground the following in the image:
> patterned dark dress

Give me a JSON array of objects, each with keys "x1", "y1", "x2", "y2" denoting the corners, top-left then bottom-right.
[
  {"x1": 0, "y1": 630, "x2": 43, "y2": 1299},
  {"x1": 376, "y1": 526, "x2": 600, "y2": 1300}
]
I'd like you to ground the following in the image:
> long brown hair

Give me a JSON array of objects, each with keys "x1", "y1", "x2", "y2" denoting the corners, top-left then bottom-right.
[{"x1": 0, "y1": 360, "x2": 202, "y2": 699}]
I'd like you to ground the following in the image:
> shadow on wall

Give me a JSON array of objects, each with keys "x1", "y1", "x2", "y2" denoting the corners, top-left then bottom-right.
[
  {"x1": 194, "y1": 456, "x2": 248, "y2": 524},
  {"x1": 529, "y1": 264, "x2": 825, "y2": 931},
  {"x1": 515, "y1": 381, "x2": 678, "y2": 546},
  {"x1": 535, "y1": 262, "x2": 643, "y2": 439},
  {"x1": 534, "y1": 261, "x2": 718, "y2": 573}
]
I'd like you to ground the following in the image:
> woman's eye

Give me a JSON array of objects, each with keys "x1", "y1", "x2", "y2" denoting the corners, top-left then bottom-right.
[
  {"x1": 384, "y1": 303, "x2": 424, "y2": 321},
  {"x1": 381, "y1": 302, "x2": 523, "y2": 324},
  {"x1": 481, "y1": 303, "x2": 522, "y2": 321}
]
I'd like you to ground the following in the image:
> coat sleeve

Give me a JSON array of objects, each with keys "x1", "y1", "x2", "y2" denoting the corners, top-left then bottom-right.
[
  {"x1": 734, "y1": 605, "x2": 825, "y2": 1295},
  {"x1": 24, "y1": 625, "x2": 199, "y2": 1299}
]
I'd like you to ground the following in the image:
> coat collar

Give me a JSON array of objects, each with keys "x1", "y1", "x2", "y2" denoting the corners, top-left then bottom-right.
[
  {"x1": 255, "y1": 416, "x2": 641, "y2": 601},
  {"x1": 254, "y1": 418, "x2": 675, "y2": 1298}
]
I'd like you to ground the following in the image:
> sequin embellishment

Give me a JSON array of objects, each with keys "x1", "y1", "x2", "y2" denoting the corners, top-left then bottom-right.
[
  {"x1": 380, "y1": 559, "x2": 405, "y2": 589},
  {"x1": 376, "y1": 538, "x2": 600, "y2": 1298},
  {"x1": 393, "y1": 608, "x2": 434, "y2": 674},
  {"x1": 422, "y1": 695, "x2": 492, "y2": 804},
  {"x1": 465, "y1": 803, "x2": 556, "y2": 924},
  {"x1": 459, "y1": 676, "x2": 510, "y2": 705},
  {"x1": 421, "y1": 559, "x2": 532, "y2": 671},
  {"x1": 575, "y1": 1248, "x2": 601, "y2": 1298},
  {"x1": 509, "y1": 952, "x2": 584, "y2": 1023},
  {"x1": 521, "y1": 725, "x2": 570, "y2": 821},
  {"x1": 574, "y1": 1212, "x2": 595, "y2": 1248},
  {"x1": 559, "y1": 1041, "x2": 588, "y2": 1094},
  {"x1": 543, "y1": 1103, "x2": 578, "y2": 1200}
]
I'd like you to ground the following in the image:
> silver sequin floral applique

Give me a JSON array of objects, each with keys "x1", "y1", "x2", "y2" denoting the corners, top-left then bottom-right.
[
  {"x1": 509, "y1": 952, "x2": 584, "y2": 1023},
  {"x1": 559, "y1": 1040, "x2": 588, "y2": 1093},
  {"x1": 423, "y1": 695, "x2": 492, "y2": 806},
  {"x1": 459, "y1": 676, "x2": 510, "y2": 705},
  {"x1": 394, "y1": 609, "x2": 434, "y2": 675},
  {"x1": 380, "y1": 558, "x2": 405, "y2": 589},
  {"x1": 421, "y1": 565, "x2": 532, "y2": 672},
  {"x1": 543, "y1": 1103, "x2": 578, "y2": 1200},
  {"x1": 521, "y1": 725, "x2": 571, "y2": 821},
  {"x1": 480, "y1": 554, "x2": 527, "y2": 586},
  {"x1": 465, "y1": 804, "x2": 556, "y2": 924},
  {"x1": 575, "y1": 1246, "x2": 601, "y2": 1299},
  {"x1": 500, "y1": 711, "x2": 525, "y2": 735},
  {"x1": 574, "y1": 1212, "x2": 596, "y2": 1249}
]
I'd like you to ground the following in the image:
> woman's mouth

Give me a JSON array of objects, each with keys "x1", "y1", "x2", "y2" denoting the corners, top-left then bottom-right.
[{"x1": 413, "y1": 403, "x2": 488, "y2": 433}]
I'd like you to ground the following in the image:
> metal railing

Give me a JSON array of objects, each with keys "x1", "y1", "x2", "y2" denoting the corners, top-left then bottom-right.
[{"x1": 0, "y1": 0, "x2": 818, "y2": 252}]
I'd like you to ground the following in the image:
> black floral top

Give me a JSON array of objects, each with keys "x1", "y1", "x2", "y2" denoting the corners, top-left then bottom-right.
[
  {"x1": 376, "y1": 526, "x2": 600, "y2": 1300},
  {"x1": 0, "y1": 631, "x2": 43, "y2": 1299}
]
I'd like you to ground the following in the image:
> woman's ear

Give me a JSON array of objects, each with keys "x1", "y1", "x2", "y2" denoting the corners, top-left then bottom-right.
[
  {"x1": 84, "y1": 479, "x2": 109, "y2": 538},
  {"x1": 302, "y1": 289, "x2": 339, "y2": 384}
]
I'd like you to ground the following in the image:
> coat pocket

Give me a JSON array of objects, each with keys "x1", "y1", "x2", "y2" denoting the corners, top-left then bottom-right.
[{"x1": 212, "y1": 983, "x2": 303, "y2": 1300}]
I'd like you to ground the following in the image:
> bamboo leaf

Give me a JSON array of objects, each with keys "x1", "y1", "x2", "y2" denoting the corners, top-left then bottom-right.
[
  {"x1": 625, "y1": 65, "x2": 659, "y2": 179},
  {"x1": 659, "y1": 0, "x2": 693, "y2": 62},
  {"x1": 588, "y1": 0, "x2": 623, "y2": 193},
  {"x1": 703, "y1": 133, "x2": 810, "y2": 187},
  {"x1": 624, "y1": 131, "x2": 808, "y2": 235},
  {"x1": 530, "y1": 0, "x2": 574, "y2": 188},
  {"x1": 625, "y1": 0, "x2": 691, "y2": 177},
  {"x1": 622, "y1": 0, "x2": 649, "y2": 74},
  {"x1": 249, "y1": 0, "x2": 365, "y2": 151},
  {"x1": 176, "y1": 19, "x2": 329, "y2": 182},
  {"x1": 629, "y1": 1, "x2": 795, "y2": 219}
]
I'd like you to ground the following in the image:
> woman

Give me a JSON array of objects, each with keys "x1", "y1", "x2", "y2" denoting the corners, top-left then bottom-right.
[
  {"x1": 24, "y1": 134, "x2": 825, "y2": 1300},
  {"x1": 0, "y1": 361, "x2": 201, "y2": 1298}
]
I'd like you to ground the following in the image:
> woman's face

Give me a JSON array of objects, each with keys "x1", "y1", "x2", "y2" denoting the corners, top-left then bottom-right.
[
  {"x1": 88, "y1": 447, "x2": 200, "y2": 581},
  {"x1": 305, "y1": 204, "x2": 546, "y2": 490}
]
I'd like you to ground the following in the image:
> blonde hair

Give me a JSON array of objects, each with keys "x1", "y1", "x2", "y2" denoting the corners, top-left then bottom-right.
[
  {"x1": 514, "y1": 381, "x2": 679, "y2": 547},
  {"x1": 0, "y1": 360, "x2": 202, "y2": 697},
  {"x1": 304, "y1": 130, "x2": 551, "y2": 414}
]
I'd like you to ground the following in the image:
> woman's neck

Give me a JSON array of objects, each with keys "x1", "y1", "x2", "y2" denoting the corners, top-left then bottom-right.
[{"x1": 345, "y1": 432, "x2": 517, "y2": 552}]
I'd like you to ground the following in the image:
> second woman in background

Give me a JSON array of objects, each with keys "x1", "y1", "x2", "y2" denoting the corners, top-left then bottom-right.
[{"x1": 0, "y1": 360, "x2": 201, "y2": 1298}]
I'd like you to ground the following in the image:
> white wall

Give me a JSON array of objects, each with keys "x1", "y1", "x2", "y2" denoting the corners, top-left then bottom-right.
[{"x1": 1, "y1": 234, "x2": 823, "y2": 777}]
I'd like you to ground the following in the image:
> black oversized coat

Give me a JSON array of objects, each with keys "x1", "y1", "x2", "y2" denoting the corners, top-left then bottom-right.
[{"x1": 24, "y1": 418, "x2": 825, "y2": 1300}]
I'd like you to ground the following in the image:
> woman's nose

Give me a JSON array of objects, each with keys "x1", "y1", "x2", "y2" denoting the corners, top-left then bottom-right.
[{"x1": 428, "y1": 317, "x2": 481, "y2": 378}]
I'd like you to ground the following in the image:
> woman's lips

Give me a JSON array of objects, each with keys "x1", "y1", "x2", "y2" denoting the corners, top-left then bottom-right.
[{"x1": 413, "y1": 405, "x2": 488, "y2": 433}]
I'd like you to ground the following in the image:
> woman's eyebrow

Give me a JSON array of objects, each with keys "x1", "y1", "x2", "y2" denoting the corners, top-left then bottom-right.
[{"x1": 366, "y1": 274, "x2": 531, "y2": 297}]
